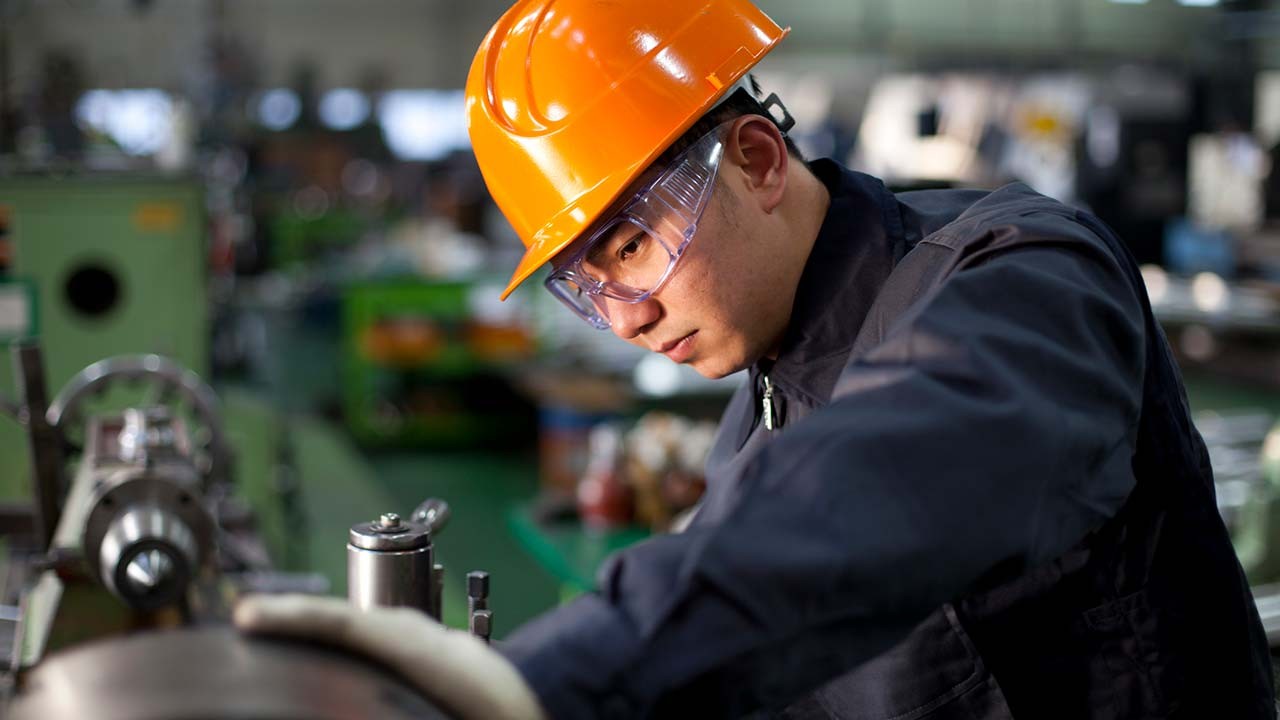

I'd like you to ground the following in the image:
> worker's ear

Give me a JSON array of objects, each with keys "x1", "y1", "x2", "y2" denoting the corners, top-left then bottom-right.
[{"x1": 724, "y1": 115, "x2": 789, "y2": 214}]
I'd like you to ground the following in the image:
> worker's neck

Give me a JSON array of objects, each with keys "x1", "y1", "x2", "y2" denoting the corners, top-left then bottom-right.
[{"x1": 763, "y1": 162, "x2": 832, "y2": 362}]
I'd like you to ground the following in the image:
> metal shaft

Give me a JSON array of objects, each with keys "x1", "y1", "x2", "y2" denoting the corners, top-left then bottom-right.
[
  {"x1": 12, "y1": 342, "x2": 65, "y2": 550},
  {"x1": 346, "y1": 548, "x2": 433, "y2": 613}
]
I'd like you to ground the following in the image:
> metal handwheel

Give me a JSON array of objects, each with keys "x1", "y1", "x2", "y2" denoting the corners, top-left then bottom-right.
[{"x1": 46, "y1": 354, "x2": 233, "y2": 491}]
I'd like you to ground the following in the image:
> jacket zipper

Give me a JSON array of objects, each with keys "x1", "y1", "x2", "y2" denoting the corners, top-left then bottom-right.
[{"x1": 762, "y1": 374, "x2": 776, "y2": 431}]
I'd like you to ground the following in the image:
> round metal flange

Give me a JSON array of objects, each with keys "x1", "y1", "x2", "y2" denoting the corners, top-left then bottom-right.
[
  {"x1": 9, "y1": 627, "x2": 453, "y2": 719},
  {"x1": 348, "y1": 518, "x2": 432, "y2": 552},
  {"x1": 82, "y1": 472, "x2": 215, "y2": 609}
]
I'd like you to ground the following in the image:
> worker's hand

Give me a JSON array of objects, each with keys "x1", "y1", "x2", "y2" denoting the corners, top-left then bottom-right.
[{"x1": 233, "y1": 594, "x2": 547, "y2": 720}]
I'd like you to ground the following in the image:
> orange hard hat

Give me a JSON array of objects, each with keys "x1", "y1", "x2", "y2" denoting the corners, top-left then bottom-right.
[{"x1": 465, "y1": 0, "x2": 789, "y2": 300}]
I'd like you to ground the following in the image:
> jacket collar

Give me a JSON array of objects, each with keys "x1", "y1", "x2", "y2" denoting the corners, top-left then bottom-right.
[{"x1": 761, "y1": 160, "x2": 907, "y2": 406}]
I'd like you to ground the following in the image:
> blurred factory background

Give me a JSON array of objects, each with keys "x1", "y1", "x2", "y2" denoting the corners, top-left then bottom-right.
[{"x1": 2, "y1": 0, "x2": 1280, "y2": 672}]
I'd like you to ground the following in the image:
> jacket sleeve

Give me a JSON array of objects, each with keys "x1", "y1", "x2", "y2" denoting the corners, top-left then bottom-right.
[{"x1": 500, "y1": 240, "x2": 1147, "y2": 719}]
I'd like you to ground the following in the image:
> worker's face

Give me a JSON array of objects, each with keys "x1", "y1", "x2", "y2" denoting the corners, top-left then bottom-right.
[{"x1": 566, "y1": 119, "x2": 795, "y2": 379}]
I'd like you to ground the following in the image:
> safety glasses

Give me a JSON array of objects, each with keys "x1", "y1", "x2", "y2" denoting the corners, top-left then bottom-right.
[{"x1": 545, "y1": 120, "x2": 735, "y2": 330}]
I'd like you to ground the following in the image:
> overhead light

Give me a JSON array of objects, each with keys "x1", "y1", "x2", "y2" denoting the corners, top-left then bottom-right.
[
  {"x1": 257, "y1": 89, "x2": 301, "y2": 131},
  {"x1": 377, "y1": 90, "x2": 470, "y2": 161},
  {"x1": 319, "y1": 88, "x2": 370, "y2": 131},
  {"x1": 1177, "y1": 0, "x2": 1218, "y2": 5},
  {"x1": 75, "y1": 89, "x2": 174, "y2": 156}
]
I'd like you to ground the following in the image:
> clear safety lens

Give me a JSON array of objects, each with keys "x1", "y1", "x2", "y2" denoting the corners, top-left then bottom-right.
[
  {"x1": 579, "y1": 218, "x2": 676, "y2": 291},
  {"x1": 545, "y1": 119, "x2": 734, "y2": 329},
  {"x1": 545, "y1": 275, "x2": 611, "y2": 329}
]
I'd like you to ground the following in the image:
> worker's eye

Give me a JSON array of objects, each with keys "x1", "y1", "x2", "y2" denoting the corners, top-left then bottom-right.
[
  {"x1": 586, "y1": 223, "x2": 651, "y2": 270},
  {"x1": 616, "y1": 231, "x2": 648, "y2": 262}
]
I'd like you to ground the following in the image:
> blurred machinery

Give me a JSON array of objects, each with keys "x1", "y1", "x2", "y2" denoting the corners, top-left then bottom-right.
[
  {"x1": 56, "y1": 403, "x2": 217, "y2": 612},
  {"x1": 1196, "y1": 411, "x2": 1280, "y2": 648},
  {"x1": 345, "y1": 497, "x2": 495, "y2": 644},
  {"x1": 0, "y1": 174, "x2": 208, "y2": 505},
  {"x1": 1199, "y1": 409, "x2": 1280, "y2": 580},
  {"x1": 0, "y1": 343, "x2": 463, "y2": 718},
  {"x1": 341, "y1": 279, "x2": 535, "y2": 448},
  {"x1": 850, "y1": 70, "x2": 1192, "y2": 266}
]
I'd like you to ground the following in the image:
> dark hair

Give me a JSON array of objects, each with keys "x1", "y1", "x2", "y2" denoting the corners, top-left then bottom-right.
[{"x1": 655, "y1": 76, "x2": 805, "y2": 167}]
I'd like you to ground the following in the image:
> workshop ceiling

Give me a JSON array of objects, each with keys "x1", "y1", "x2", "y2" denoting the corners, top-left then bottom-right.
[{"x1": 2, "y1": 0, "x2": 1259, "y2": 91}]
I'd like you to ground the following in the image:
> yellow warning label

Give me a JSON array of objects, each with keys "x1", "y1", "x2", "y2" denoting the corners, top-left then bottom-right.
[{"x1": 133, "y1": 202, "x2": 183, "y2": 233}]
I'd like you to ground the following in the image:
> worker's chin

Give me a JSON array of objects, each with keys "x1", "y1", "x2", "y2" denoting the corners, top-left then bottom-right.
[{"x1": 688, "y1": 354, "x2": 746, "y2": 380}]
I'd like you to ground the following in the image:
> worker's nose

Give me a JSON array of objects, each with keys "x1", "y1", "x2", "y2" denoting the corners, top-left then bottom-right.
[{"x1": 604, "y1": 296, "x2": 662, "y2": 341}]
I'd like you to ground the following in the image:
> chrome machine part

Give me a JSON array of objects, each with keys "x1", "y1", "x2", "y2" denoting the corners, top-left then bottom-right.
[
  {"x1": 79, "y1": 473, "x2": 214, "y2": 610},
  {"x1": 347, "y1": 512, "x2": 434, "y2": 614},
  {"x1": 73, "y1": 409, "x2": 216, "y2": 611},
  {"x1": 96, "y1": 503, "x2": 199, "y2": 610},
  {"x1": 7, "y1": 627, "x2": 451, "y2": 720},
  {"x1": 412, "y1": 497, "x2": 451, "y2": 535},
  {"x1": 46, "y1": 354, "x2": 231, "y2": 489}
]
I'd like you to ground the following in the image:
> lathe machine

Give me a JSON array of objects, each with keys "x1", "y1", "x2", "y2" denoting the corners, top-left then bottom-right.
[{"x1": 0, "y1": 341, "x2": 483, "y2": 719}]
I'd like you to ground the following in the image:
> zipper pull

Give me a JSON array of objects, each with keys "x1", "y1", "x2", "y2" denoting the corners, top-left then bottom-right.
[{"x1": 762, "y1": 374, "x2": 776, "y2": 431}]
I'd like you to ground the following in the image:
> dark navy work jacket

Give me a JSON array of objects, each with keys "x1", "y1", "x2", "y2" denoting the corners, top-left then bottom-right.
[{"x1": 503, "y1": 160, "x2": 1274, "y2": 719}]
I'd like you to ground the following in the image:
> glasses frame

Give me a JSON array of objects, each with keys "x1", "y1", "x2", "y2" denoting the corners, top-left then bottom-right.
[{"x1": 544, "y1": 119, "x2": 737, "y2": 330}]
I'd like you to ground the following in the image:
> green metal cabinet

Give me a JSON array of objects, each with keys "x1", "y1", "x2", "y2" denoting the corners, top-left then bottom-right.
[
  {"x1": 0, "y1": 174, "x2": 208, "y2": 500},
  {"x1": 340, "y1": 279, "x2": 536, "y2": 447}
]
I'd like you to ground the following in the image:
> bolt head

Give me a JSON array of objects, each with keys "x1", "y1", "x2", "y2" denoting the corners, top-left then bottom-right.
[{"x1": 467, "y1": 571, "x2": 490, "y2": 597}]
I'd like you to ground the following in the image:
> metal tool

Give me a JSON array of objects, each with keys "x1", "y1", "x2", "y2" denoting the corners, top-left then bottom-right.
[
  {"x1": 470, "y1": 610, "x2": 493, "y2": 644},
  {"x1": 347, "y1": 499, "x2": 496, "y2": 634},
  {"x1": 467, "y1": 571, "x2": 491, "y2": 643},
  {"x1": 347, "y1": 511, "x2": 435, "y2": 614},
  {"x1": 412, "y1": 497, "x2": 451, "y2": 535}
]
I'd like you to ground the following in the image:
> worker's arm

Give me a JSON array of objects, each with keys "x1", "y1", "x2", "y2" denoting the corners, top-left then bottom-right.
[{"x1": 500, "y1": 238, "x2": 1147, "y2": 718}]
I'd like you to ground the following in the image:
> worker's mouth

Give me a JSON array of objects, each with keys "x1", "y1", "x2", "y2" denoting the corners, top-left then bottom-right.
[{"x1": 661, "y1": 331, "x2": 697, "y2": 363}]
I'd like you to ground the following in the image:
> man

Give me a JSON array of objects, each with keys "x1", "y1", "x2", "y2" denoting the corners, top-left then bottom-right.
[{"x1": 236, "y1": 1, "x2": 1275, "y2": 718}]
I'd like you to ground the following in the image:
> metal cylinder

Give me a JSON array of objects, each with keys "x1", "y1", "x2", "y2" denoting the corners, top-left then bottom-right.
[
  {"x1": 80, "y1": 465, "x2": 214, "y2": 612},
  {"x1": 346, "y1": 513, "x2": 434, "y2": 613},
  {"x1": 97, "y1": 503, "x2": 198, "y2": 610}
]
